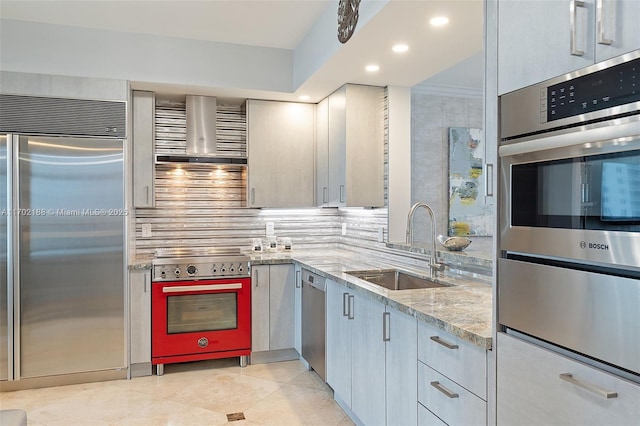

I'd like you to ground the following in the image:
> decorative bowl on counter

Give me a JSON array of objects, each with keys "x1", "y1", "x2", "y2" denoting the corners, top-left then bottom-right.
[{"x1": 437, "y1": 235, "x2": 472, "y2": 251}]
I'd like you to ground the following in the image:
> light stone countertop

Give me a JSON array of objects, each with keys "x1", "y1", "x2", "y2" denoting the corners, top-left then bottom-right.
[
  {"x1": 252, "y1": 248, "x2": 493, "y2": 350},
  {"x1": 130, "y1": 247, "x2": 493, "y2": 350}
]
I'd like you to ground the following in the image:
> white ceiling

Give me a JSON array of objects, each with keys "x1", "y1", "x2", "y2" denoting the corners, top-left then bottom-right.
[
  {"x1": 0, "y1": 0, "x2": 331, "y2": 49},
  {"x1": 0, "y1": 0, "x2": 484, "y2": 101}
]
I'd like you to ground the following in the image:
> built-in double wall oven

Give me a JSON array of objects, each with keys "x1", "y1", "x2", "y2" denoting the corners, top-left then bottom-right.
[{"x1": 498, "y1": 50, "x2": 640, "y2": 381}]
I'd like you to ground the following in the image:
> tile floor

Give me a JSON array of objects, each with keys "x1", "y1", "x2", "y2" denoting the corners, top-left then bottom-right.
[{"x1": 0, "y1": 359, "x2": 354, "y2": 426}]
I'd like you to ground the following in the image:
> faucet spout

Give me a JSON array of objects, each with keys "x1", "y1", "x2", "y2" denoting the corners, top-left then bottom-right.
[{"x1": 405, "y1": 202, "x2": 444, "y2": 273}]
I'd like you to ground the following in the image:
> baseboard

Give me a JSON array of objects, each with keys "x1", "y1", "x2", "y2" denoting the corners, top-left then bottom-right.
[
  {"x1": 129, "y1": 362, "x2": 152, "y2": 378},
  {"x1": 250, "y1": 348, "x2": 299, "y2": 364},
  {"x1": 0, "y1": 369, "x2": 128, "y2": 392}
]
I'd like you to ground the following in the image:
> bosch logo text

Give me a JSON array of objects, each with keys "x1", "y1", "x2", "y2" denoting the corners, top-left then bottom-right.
[{"x1": 580, "y1": 241, "x2": 609, "y2": 250}]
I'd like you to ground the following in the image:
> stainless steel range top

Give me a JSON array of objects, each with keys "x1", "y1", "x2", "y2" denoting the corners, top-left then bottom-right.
[{"x1": 152, "y1": 248, "x2": 251, "y2": 281}]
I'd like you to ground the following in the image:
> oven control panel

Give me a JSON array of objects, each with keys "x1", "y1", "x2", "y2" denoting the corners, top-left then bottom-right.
[{"x1": 152, "y1": 258, "x2": 251, "y2": 281}]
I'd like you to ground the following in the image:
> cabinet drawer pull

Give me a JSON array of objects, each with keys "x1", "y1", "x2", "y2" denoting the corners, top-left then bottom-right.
[
  {"x1": 570, "y1": 0, "x2": 586, "y2": 56},
  {"x1": 430, "y1": 381, "x2": 459, "y2": 399},
  {"x1": 348, "y1": 294, "x2": 354, "y2": 320},
  {"x1": 382, "y1": 312, "x2": 391, "y2": 342},
  {"x1": 296, "y1": 270, "x2": 301, "y2": 288},
  {"x1": 559, "y1": 373, "x2": 618, "y2": 399},
  {"x1": 323, "y1": 187, "x2": 328, "y2": 204},
  {"x1": 343, "y1": 292, "x2": 349, "y2": 316},
  {"x1": 596, "y1": 0, "x2": 613, "y2": 45},
  {"x1": 485, "y1": 163, "x2": 494, "y2": 197},
  {"x1": 430, "y1": 335, "x2": 459, "y2": 350},
  {"x1": 339, "y1": 185, "x2": 345, "y2": 203}
]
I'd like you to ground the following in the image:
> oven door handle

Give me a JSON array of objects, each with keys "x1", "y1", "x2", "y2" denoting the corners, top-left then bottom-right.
[
  {"x1": 162, "y1": 283, "x2": 243, "y2": 293},
  {"x1": 499, "y1": 120, "x2": 640, "y2": 158}
]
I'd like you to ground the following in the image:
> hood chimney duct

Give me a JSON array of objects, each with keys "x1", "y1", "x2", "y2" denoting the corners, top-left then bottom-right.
[{"x1": 186, "y1": 95, "x2": 217, "y2": 155}]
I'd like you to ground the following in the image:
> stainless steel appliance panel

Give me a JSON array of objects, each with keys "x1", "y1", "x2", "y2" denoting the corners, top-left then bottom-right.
[
  {"x1": 301, "y1": 269, "x2": 326, "y2": 381},
  {"x1": 499, "y1": 257, "x2": 640, "y2": 374},
  {"x1": 0, "y1": 136, "x2": 7, "y2": 381},
  {"x1": 500, "y1": 50, "x2": 640, "y2": 141},
  {"x1": 17, "y1": 136, "x2": 125, "y2": 379},
  {"x1": 500, "y1": 134, "x2": 640, "y2": 269}
]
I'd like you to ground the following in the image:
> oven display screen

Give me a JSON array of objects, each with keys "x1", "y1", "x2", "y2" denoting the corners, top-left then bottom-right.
[{"x1": 546, "y1": 57, "x2": 640, "y2": 121}]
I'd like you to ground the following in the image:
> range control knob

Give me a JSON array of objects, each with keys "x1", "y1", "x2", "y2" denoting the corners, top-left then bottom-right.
[
  {"x1": 174, "y1": 268, "x2": 181, "y2": 277},
  {"x1": 211, "y1": 264, "x2": 218, "y2": 274},
  {"x1": 221, "y1": 264, "x2": 227, "y2": 274},
  {"x1": 186, "y1": 264, "x2": 197, "y2": 276}
]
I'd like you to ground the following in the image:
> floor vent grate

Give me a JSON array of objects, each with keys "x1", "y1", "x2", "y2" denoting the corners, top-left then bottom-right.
[{"x1": 226, "y1": 412, "x2": 246, "y2": 422}]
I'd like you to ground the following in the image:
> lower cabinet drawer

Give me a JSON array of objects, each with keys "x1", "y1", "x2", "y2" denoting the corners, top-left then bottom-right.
[
  {"x1": 418, "y1": 321, "x2": 486, "y2": 400},
  {"x1": 497, "y1": 332, "x2": 640, "y2": 426},
  {"x1": 418, "y1": 402, "x2": 447, "y2": 426},
  {"x1": 418, "y1": 361, "x2": 486, "y2": 426}
]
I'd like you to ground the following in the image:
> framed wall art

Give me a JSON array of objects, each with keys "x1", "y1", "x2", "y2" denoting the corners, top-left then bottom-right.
[{"x1": 447, "y1": 127, "x2": 493, "y2": 237}]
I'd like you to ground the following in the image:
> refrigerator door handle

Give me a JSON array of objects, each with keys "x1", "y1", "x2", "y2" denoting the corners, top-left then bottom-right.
[{"x1": 7, "y1": 134, "x2": 21, "y2": 381}]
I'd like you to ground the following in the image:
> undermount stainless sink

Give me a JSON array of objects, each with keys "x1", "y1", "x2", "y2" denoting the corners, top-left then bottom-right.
[{"x1": 346, "y1": 269, "x2": 449, "y2": 291}]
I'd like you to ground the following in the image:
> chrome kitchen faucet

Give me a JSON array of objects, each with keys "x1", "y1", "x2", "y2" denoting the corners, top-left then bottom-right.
[{"x1": 406, "y1": 202, "x2": 445, "y2": 274}]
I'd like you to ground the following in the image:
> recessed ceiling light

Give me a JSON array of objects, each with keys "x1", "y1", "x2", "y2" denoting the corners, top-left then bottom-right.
[
  {"x1": 365, "y1": 64, "x2": 380, "y2": 72},
  {"x1": 298, "y1": 95, "x2": 310, "y2": 101},
  {"x1": 430, "y1": 16, "x2": 449, "y2": 26},
  {"x1": 392, "y1": 44, "x2": 409, "y2": 53}
]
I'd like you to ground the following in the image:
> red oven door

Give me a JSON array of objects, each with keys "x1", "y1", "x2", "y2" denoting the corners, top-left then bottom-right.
[{"x1": 152, "y1": 277, "x2": 251, "y2": 359}]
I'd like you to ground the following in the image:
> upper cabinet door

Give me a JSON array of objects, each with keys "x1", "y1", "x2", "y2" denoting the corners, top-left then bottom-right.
[
  {"x1": 594, "y1": 0, "x2": 640, "y2": 63},
  {"x1": 498, "y1": 0, "x2": 640, "y2": 95},
  {"x1": 328, "y1": 86, "x2": 347, "y2": 206},
  {"x1": 316, "y1": 97, "x2": 330, "y2": 207},
  {"x1": 132, "y1": 90, "x2": 155, "y2": 207},
  {"x1": 498, "y1": 0, "x2": 594, "y2": 95},
  {"x1": 247, "y1": 100, "x2": 315, "y2": 208},
  {"x1": 344, "y1": 84, "x2": 385, "y2": 207},
  {"x1": 318, "y1": 84, "x2": 384, "y2": 208}
]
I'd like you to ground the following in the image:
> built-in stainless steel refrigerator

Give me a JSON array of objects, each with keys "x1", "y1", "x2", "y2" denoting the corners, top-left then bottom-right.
[{"x1": 1, "y1": 130, "x2": 126, "y2": 388}]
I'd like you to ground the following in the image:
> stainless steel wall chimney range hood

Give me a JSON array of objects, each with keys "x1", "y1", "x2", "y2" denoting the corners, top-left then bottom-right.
[{"x1": 155, "y1": 95, "x2": 247, "y2": 165}]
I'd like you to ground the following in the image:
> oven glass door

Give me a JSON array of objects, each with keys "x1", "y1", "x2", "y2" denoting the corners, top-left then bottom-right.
[
  {"x1": 511, "y1": 149, "x2": 640, "y2": 232},
  {"x1": 167, "y1": 293, "x2": 237, "y2": 334}
]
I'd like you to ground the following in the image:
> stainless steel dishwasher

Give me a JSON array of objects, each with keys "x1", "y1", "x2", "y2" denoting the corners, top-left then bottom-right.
[{"x1": 301, "y1": 269, "x2": 326, "y2": 381}]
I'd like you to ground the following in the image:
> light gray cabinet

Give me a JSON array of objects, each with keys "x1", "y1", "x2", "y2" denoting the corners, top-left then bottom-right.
[
  {"x1": 315, "y1": 97, "x2": 330, "y2": 206},
  {"x1": 417, "y1": 321, "x2": 487, "y2": 425},
  {"x1": 293, "y1": 264, "x2": 302, "y2": 355},
  {"x1": 497, "y1": 332, "x2": 640, "y2": 425},
  {"x1": 129, "y1": 269, "x2": 151, "y2": 377},
  {"x1": 268, "y1": 264, "x2": 295, "y2": 350},
  {"x1": 498, "y1": 0, "x2": 640, "y2": 95},
  {"x1": 251, "y1": 264, "x2": 296, "y2": 358},
  {"x1": 247, "y1": 100, "x2": 315, "y2": 208},
  {"x1": 385, "y1": 305, "x2": 418, "y2": 426},
  {"x1": 326, "y1": 280, "x2": 418, "y2": 426},
  {"x1": 316, "y1": 84, "x2": 385, "y2": 207},
  {"x1": 326, "y1": 279, "x2": 353, "y2": 408},
  {"x1": 351, "y1": 292, "x2": 386, "y2": 426},
  {"x1": 132, "y1": 90, "x2": 155, "y2": 207}
]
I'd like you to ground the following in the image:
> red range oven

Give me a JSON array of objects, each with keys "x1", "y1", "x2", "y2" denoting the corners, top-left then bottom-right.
[{"x1": 151, "y1": 248, "x2": 251, "y2": 375}]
